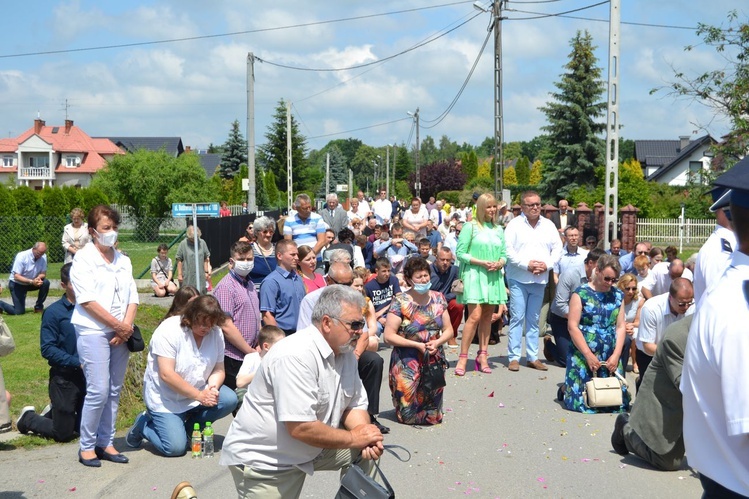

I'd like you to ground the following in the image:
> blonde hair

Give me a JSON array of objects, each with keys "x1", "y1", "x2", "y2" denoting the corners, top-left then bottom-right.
[
  {"x1": 617, "y1": 273, "x2": 640, "y2": 300},
  {"x1": 474, "y1": 193, "x2": 499, "y2": 229}
]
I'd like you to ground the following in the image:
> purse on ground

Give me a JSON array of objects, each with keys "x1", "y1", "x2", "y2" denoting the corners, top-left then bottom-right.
[
  {"x1": 0, "y1": 316, "x2": 15, "y2": 357},
  {"x1": 583, "y1": 369, "x2": 627, "y2": 408},
  {"x1": 336, "y1": 460, "x2": 394, "y2": 499},
  {"x1": 126, "y1": 325, "x2": 145, "y2": 353}
]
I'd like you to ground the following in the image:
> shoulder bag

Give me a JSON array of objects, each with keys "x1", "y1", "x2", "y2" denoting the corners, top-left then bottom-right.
[
  {"x1": 336, "y1": 445, "x2": 410, "y2": 499},
  {"x1": 126, "y1": 325, "x2": 145, "y2": 353},
  {"x1": 0, "y1": 316, "x2": 15, "y2": 357},
  {"x1": 419, "y1": 351, "x2": 447, "y2": 393},
  {"x1": 583, "y1": 369, "x2": 627, "y2": 408}
]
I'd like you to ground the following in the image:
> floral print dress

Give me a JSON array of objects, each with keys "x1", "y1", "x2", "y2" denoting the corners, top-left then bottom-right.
[
  {"x1": 388, "y1": 291, "x2": 448, "y2": 425},
  {"x1": 563, "y1": 285, "x2": 630, "y2": 413}
]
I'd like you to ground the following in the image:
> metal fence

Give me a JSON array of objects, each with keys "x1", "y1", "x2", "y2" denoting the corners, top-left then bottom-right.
[{"x1": 635, "y1": 218, "x2": 714, "y2": 249}]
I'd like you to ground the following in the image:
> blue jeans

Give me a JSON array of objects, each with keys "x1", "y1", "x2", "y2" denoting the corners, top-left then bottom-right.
[
  {"x1": 143, "y1": 385, "x2": 237, "y2": 457},
  {"x1": 507, "y1": 279, "x2": 546, "y2": 362}
]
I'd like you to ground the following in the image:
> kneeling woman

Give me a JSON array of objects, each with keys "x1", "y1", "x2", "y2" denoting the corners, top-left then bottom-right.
[
  {"x1": 384, "y1": 257, "x2": 453, "y2": 425},
  {"x1": 127, "y1": 295, "x2": 237, "y2": 456}
]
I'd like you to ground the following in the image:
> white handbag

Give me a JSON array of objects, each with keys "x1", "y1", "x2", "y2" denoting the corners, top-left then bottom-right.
[
  {"x1": 583, "y1": 369, "x2": 627, "y2": 408},
  {"x1": 0, "y1": 316, "x2": 15, "y2": 357}
]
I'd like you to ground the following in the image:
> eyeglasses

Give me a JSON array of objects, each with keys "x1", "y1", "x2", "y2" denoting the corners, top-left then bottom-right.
[
  {"x1": 328, "y1": 276, "x2": 354, "y2": 286},
  {"x1": 523, "y1": 203, "x2": 541, "y2": 208},
  {"x1": 602, "y1": 276, "x2": 618, "y2": 283},
  {"x1": 636, "y1": 251, "x2": 648, "y2": 255},
  {"x1": 624, "y1": 287, "x2": 637, "y2": 291},
  {"x1": 675, "y1": 300, "x2": 694, "y2": 308},
  {"x1": 332, "y1": 317, "x2": 365, "y2": 331}
]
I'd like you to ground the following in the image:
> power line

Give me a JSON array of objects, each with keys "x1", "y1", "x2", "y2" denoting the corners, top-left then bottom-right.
[
  {"x1": 505, "y1": 1, "x2": 610, "y2": 21},
  {"x1": 307, "y1": 117, "x2": 412, "y2": 140},
  {"x1": 0, "y1": 1, "x2": 475, "y2": 59}
]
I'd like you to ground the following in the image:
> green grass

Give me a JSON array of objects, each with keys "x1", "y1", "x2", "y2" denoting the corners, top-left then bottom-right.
[{"x1": 0, "y1": 303, "x2": 167, "y2": 450}]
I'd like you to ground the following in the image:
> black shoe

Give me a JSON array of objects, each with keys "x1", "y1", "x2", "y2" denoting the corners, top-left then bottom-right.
[
  {"x1": 0, "y1": 422, "x2": 11, "y2": 433},
  {"x1": 557, "y1": 385, "x2": 564, "y2": 402},
  {"x1": 16, "y1": 406, "x2": 35, "y2": 434},
  {"x1": 94, "y1": 446, "x2": 129, "y2": 464},
  {"x1": 611, "y1": 413, "x2": 630, "y2": 456},
  {"x1": 371, "y1": 416, "x2": 390, "y2": 434},
  {"x1": 78, "y1": 450, "x2": 101, "y2": 468}
]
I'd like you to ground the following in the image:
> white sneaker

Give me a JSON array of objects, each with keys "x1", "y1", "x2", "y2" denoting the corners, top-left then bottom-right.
[
  {"x1": 40, "y1": 404, "x2": 52, "y2": 417},
  {"x1": 16, "y1": 406, "x2": 36, "y2": 434}
]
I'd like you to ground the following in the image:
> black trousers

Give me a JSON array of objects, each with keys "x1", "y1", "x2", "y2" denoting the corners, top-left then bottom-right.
[
  {"x1": 635, "y1": 350, "x2": 653, "y2": 393},
  {"x1": 699, "y1": 474, "x2": 749, "y2": 499},
  {"x1": 223, "y1": 356, "x2": 245, "y2": 391},
  {"x1": 358, "y1": 351, "x2": 384, "y2": 416},
  {"x1": 23, "y1": 367, "x2": 85, "y2": 442}
]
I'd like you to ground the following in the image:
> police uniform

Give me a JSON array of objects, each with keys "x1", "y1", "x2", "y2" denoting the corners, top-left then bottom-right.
[
  {"x1": 693, "y1": 186, "x2": 736, "y2": 303},
  {"x1": 681, "y1": 159, "x2": 749, "y2": 497}
]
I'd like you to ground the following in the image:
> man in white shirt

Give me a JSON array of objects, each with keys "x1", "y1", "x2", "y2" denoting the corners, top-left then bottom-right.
[
  {"x1": 641, "y1": 259, "x2": 693, "y2": 299},
  {"x1": 693, "y1": 187, "x2": 735, "y2": 302},
  {"x1": 356, "y1": 191, "x2": 371, "y2": 219},
  {"x1": 221, "y1": 286, "x2": 384, "y2": 497},
  {"x1": 681, "y1": 163, "x2": 749, "y2": 497},
  {"x1": 505, "y1": 191, "x2": 562, "y2": 372},
  {"x1": 635, "y1": 279, "x2": 694, "y2": 391},
  {"x1": 372, "y1": 189, "x2": 392, "y2": 225},
  {"x1": 0, "y1": 242, "x2": 50, "y2": 315}
]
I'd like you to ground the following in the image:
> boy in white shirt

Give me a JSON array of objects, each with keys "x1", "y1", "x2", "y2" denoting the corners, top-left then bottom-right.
[{"x1": 234, "y1": 325, "x2": 285, "y2": 413}]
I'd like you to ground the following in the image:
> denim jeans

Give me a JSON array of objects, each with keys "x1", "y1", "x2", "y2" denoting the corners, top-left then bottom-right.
[
  {"x1": 143, "y1": 385, "x2": 237, "y2": 457},
  {"x1": 507, "y1": 279, "x2": 546, "y2": 362}
]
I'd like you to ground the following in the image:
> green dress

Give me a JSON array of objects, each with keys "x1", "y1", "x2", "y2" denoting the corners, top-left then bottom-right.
[{"x1": 456, "y1": 221, "x2": 507, "y2": 305}]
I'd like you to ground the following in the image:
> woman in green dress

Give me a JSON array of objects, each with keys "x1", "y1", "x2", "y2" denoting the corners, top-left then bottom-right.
[{"x1": 454, "y1": 193, "x2": 508, "y2": 375}]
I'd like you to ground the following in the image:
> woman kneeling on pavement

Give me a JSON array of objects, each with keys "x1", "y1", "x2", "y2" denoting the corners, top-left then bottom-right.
[{"x1": 126, "y1": 295, "x2": 238, "y2": 456}]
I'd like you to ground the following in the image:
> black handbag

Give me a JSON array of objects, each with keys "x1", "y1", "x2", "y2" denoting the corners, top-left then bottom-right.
[
  {"x1": 336, "y1": 445, "x2": 410, "y2": 499},
  {"x1": 419, "y1": 351, "x2": 447, "y2": 393},
  {"x1": 126, "y1": 325, "x2": 145, "y2": 353}
]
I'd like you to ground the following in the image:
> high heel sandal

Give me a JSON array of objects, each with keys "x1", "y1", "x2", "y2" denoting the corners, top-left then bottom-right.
[
  {"x1": 455, "y1": 354, "x2": 468, "y2": 376},
  {"x1": 475, "y1": 350, "x2": 492, "y2": 374}
]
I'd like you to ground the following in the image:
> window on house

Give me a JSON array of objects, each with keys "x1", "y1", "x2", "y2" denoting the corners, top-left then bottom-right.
[
  {"x1": 65, "y1": 156, "x2": 79, "y2": 167},
  {"x1": 688, "y1": 161, "x2": 702, "y2": 183},
  {"x1": 2, "y1": 156, "x2": 13, "y2": 167},
  {"x1": 29, "y1": 156, "x2": 50, "y2": 168}
]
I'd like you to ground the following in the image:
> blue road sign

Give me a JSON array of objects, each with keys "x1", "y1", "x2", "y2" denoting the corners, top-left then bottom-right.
[{"x1": 171, "y1": 203, "x2": 220, "y2": 218}]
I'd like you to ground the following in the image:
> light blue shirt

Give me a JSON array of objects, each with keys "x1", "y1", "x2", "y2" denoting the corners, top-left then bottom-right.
[
  {"x1": 553, "y1": 245, "x2": 588, "y2": 276},
  {"x1": 10, "y1": 247, "x2": 47, "y2": 282}
]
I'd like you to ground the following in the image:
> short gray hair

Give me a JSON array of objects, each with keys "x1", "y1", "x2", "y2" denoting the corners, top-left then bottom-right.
[
  {"x1": 326, "y1": 193, "x2": 338, "y2": 203},
  {"x1": 328, "y1": 248, "x2": 352, "y2": 264},
  {"x1": 252, "y1": 216, "x2": 276, "y2": 233},
  {"x1": 311, "y1": 285, "x2": 364, "y2": 325},
  {"x1": 294, "y1": 193, "x2": 311, "y2": 208}
]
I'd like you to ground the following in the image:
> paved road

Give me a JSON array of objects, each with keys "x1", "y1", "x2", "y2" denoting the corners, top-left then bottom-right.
[{"x1": 0, "y1": 307, "x2": 703, "y2": 498}]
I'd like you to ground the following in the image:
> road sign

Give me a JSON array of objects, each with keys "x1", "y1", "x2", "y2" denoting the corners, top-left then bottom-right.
[
  {"x1": 336, "y1": 184, "x2": 348, "y2": 192},
  {"x1": 171, "y1": 203, "x2": 220, "y2": 218},
  {"x1": 242, "y1": 179, "x2": 250, "y2": 191}
]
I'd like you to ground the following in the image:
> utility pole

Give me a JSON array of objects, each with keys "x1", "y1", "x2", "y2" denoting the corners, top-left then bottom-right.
[
  {"x1": 408, "y1": 108, "x2": 420, "y2": 198},
  {"x1": 392, "y1": 145, "x2": 397, "y2": 196},
  {"x1": 493, "y1": 1, "x2": 504, "y2": 198},
  {"x1": 286, "y1": 101, "x2": 293, "y2": 212},
  {"x1": 326, "y1": 153, "x2": 330, "y2": 196},
  {"x1": 603, "y1": 0, "x2": 620, "y2": 250},
  {"x1": 386, "y1": 145, "x2": 390, "y2": 199},
  {"x1": 246, "y1": 53, "x2": 256, "y2": 213}
]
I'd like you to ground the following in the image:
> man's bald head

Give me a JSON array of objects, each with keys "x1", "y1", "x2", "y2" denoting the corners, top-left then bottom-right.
[
  {"x1": 668, "y1": 259, "x2": 685, "y2": 279},
  {"x1": 327, "y1": 262, "x2": 354, "y2": 285}
]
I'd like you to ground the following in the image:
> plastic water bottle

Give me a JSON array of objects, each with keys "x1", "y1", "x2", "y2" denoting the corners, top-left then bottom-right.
[
  {"x1": 191, "y1": 423, "x2": 202, "y2": 458},
  {"x1": 202, "y1": 422, "x2": 214, "y2": 458}
]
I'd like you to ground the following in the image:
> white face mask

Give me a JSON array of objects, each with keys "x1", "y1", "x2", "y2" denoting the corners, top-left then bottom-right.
[
  {"x1": 95, "y1": 229, "x2": 118, "y2": 248},
  {"x1": 233, "y1": 260, "x2": 254, "y2": 277}
]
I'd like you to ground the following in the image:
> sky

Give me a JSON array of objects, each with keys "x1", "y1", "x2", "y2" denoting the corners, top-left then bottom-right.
[{"x1": 0, "y1": 1, "x2": 744, "y2": 155}]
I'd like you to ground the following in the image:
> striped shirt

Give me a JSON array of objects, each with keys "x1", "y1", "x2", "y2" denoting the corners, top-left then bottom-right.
[{"x1": 283, "y1": 212, "x2": 325, "y2": 249}]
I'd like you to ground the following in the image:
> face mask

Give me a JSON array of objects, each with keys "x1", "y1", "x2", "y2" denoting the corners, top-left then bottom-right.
[
  {"x1": 95, "y1": 229, "x2": 118, "y2": 248},
  {"x1": 233, "y1": 260, "x2": 254, "y2": 277},
  {"x1": 413, "y1": 282, "x2": 431, "y2": 295}
]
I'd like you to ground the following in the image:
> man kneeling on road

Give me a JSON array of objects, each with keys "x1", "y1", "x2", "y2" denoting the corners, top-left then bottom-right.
[{"x1": 220, "y1": 285, "x2": 384, "y2": 498}]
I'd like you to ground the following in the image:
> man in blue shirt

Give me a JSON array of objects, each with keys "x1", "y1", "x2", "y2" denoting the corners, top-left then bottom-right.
[
  {"x1": 16, "y1": 263, "x2": 86, "y2": 442},
  {"x1": 0, "y1": 242, "x2": 50, "y2": 315},
  {"x1": 260, "y1": 240, "x2": 306, "y2": 336}
]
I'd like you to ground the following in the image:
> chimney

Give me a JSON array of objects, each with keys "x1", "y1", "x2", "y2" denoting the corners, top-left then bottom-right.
[
  {"x1": 34, "y1": 118, "x2": 45, "y2": 134},
  {"x1": 679, "y1": 135, "x2": 690, "y2": 151},
  {"x1": 65, "y1": 119, "x2": 74, "y2": 134},
  {"x1": 185, "y1": 146, "x2": 192, "y2": 153}
]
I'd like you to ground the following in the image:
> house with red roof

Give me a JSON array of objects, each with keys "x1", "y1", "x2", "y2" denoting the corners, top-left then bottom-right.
[{"x1": 0, "y1": 118, "x2": 122, "y2": 189}]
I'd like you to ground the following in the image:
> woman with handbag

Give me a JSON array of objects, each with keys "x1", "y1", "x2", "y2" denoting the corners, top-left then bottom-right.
[
  {"x1": 561, "y1": 254, "x2": 630, "y2": 413},
  {"x1": 70, "y1": 205, "x2": 139, "y2": 467},
  {"x1": 454, "y1": 193, "x2": 508, "y2": 376},
  {"x1": 384, "y1": 257, "x2": 453, "y2": 425}
]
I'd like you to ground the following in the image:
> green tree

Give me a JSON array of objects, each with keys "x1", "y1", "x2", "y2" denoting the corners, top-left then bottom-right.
[
  {"x1": 419, "y1": 136, "x2": 438, "y2": 166},
  {"x1": 12, "y1": 186, "x2": 43, "y2": 250},
  {"x1": 477, "y1": 159, "x2": 492, "y2": 179},
  {"x1": 503, "y1": 142, "x2": 523, "y2": 161},
  {"x1": 539, "y1": 30, "x2": 606, "y2": 199},
  {"x1": 219, "y1": 120, "x2": 247, "y2": 179},
  {"x1": 521, "y1": 135, "x2": 550, "y2": 162},
  {"x1": 476, "y1": 136, "x2": 494, "y2": 158},
  {"x1": 656, "y1": 11, "x2": 749, "y2": 170},
  {"x1": 255, "y1": 168, "x2": 270, "y2": 210},
  {"x1": 619, "y1": 137, "x2": 636, "y2": 162},
  {"x1": 316, "y1": 145, "x2": 348, "y2": 198},
  {"x1": 437, "y1": 135, "x2": 458, "y2": 161},
  {"x1": 515, "y1": 156, "x2": 530, "y2": 185},
  {"x1": 529, "y1": 160, "x2": 543, "y2": 185},
  {"x1": 41, "y1": 187, "x2": 69, "y2": 262},
  {"x1": 92, "y1": 149, "x2": 216, "y2": 240},
  {"x1": 257, "y1": 99, "x2": 308, "y2": 192},
  {"x1": 80, "y1": 187, "x2": 109, "y2": 214},
  {"x1": 393, "y1": 142, "x2": 413, "y2": 182},
  {"x1": 462, "y1": 150, "x2": 479, "y2": 180},
  {"x1": 61, "y1": 185, "x2": 83, "y2": 213},
  {"x1": 504, "y1": 166, "x2": 518, "y2": 186},
  {"x1": 264, "y1": 170, "x2": 281, "y2": 208},
  {"x1": 0, "y1": 185, "x2": 20, "y2": 272}
]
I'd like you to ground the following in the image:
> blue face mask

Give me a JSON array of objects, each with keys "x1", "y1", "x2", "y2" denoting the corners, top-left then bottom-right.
[{"x1": 413, "y1": 282, "x2": 431, "y2": 295}]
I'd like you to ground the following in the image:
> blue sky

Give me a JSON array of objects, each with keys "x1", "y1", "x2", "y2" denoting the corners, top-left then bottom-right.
[{"x1": 0, "y1": 1, "x2": 744, "y2": 154}]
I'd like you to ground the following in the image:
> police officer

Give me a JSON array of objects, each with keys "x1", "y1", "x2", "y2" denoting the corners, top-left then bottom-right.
[
  {"x1": 681, "y1": 157, "x2": 749, "y2": 498},
  {"x1": 692, "y1": 186, "x2": 736, "y2": 303}
]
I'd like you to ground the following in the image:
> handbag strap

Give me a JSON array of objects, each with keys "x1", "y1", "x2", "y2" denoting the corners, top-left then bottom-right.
[{"x1": 592, "y1": 367, "x2": 628, "y2": 387}]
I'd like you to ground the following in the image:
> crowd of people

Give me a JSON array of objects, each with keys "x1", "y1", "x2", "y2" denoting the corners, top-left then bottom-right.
[{"x1": 0, "y1": 177, "x2": 746, "y2": 497}]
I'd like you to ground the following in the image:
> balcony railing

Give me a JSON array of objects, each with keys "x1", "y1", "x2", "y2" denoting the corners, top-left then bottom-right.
[{"x1": 19, "y1": 167, "x2": 53, "y2": 179}]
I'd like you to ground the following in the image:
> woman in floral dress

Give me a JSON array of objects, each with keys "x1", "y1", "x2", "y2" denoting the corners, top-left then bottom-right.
[
  {"x1": 384, "y1": 257, "x2": 453, "y2": 425},
  {"x1": 563, "y1": 254, "x2": 630, "y2": 413}
]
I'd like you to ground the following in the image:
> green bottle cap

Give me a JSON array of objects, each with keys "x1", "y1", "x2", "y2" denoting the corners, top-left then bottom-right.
[
  {"x1": 194, "y1": 423, "x2": 200, "y2": 430},
  {"x1": 206, "y1": 422, "x2": 212, "y2": 428}
]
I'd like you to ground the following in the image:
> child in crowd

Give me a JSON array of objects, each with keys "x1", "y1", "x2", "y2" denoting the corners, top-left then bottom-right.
[
  {"x1": 233, "y1": 325, "x2": 285, "y2": 413},
  {"x1": 417, "y1": 238, "x2": 435, "y2": 263},
  {"x1": 150, "y1": 244, "x2": 178, "y2": 297},
  {"x1": 353, "y1": 267, "x2": 379, "y2": 352}
]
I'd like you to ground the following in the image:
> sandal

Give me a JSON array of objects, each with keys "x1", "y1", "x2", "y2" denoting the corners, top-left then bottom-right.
[
  {"x1": 475, "y1": 350, "x2": 492, "y2": 374},
  {"x1": 455, "y1": 354, "x2": 468, "y2": 376}
]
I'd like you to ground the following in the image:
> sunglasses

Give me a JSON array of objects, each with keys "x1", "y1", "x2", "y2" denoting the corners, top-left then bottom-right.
[
  {"x1": 625, "y1": 287, "x2": 637, "y2": 291},
  {"x1": 676, "y1": 300, "x2": 694, "y2": 308},
  {"x1": 332, "y1": 317, "x2": 365, "y2": 331},
  {"x1": 602, "y1": 276, "x2": 618, "y2": 283}
]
